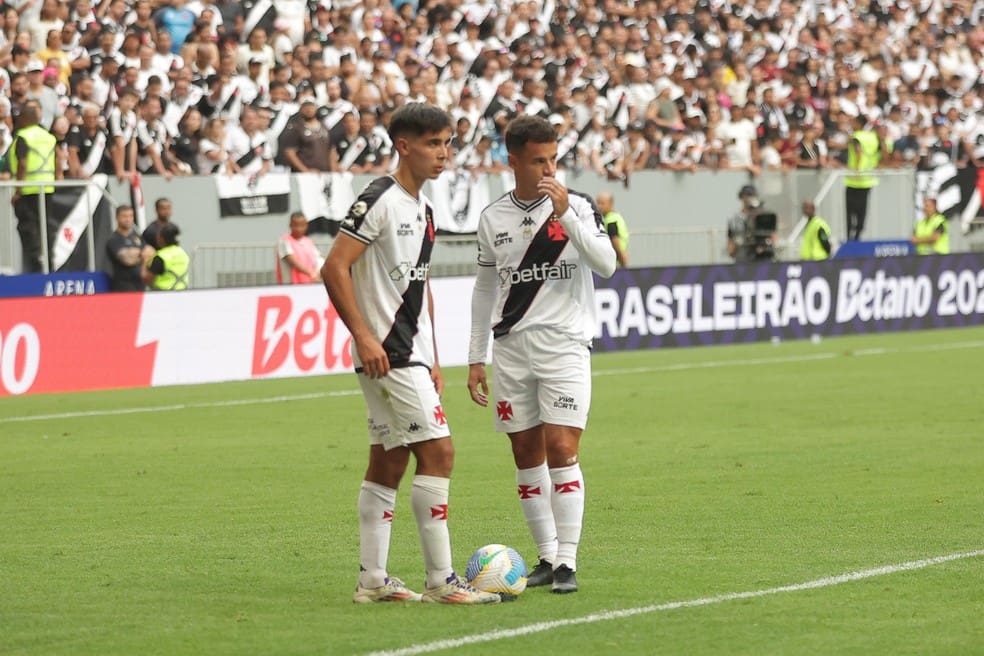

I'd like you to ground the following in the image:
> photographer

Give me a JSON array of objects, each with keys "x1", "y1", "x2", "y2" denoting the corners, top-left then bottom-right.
[{"x1": 726, "y1": 184, "x2": 777, "y2": 263}]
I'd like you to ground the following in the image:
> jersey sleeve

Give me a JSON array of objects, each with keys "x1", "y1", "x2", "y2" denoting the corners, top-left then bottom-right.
[
  {"x1": 560, "y1": 191, "x2": 617, "y2": 278},
  {"x1": 338, "y1": 176, "x2": 394, "y2": 245}
]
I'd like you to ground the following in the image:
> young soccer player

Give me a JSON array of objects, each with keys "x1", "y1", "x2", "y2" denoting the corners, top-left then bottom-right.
[
  {"x1": 323, "y1": 103, "x2": 499, "y2": 605},
  {"x1": 467, "y1": 115, "x2": 617, "y2": 593}
]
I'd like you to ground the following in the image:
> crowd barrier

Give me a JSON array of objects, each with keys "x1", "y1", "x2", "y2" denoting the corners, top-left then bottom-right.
[{"x1": 1, "y1": 254, "x2": 982, "y2": 396}]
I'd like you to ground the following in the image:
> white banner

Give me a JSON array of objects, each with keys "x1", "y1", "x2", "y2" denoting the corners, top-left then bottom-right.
[
  {"x1": 215, "y1": 172, "x2": 291, "y2": 217},
  {"x1": 296, "y1": 171, "x2": 356, "y2": 222},
  {"x1": 135, "y1": 277, "x2": 478, "y2": 387}
]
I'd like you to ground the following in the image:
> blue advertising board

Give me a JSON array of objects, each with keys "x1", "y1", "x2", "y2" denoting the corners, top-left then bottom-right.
[{"x1": 0, "y1": 272, "x2": 111, "y2": 298}]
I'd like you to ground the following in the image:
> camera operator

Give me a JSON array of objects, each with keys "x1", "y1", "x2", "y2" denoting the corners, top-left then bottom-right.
[{"x1": 726, "y1": 184, "x2": 777, "y2": 262}]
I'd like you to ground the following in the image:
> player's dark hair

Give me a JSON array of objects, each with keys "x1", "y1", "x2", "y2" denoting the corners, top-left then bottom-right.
[
  {"x1": 504, "y1": 115, "x2": 557, "y2": 154},
  {"x1": 387, "y1": 103, "x2": 451, "y2": 141}
]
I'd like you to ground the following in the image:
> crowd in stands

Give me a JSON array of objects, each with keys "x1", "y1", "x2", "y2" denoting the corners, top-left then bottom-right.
[{"x1": 1, "y1": 0, "x2": 982, "y2": 187}]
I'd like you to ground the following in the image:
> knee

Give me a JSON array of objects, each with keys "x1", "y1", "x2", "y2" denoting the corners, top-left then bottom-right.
[{"x1": 545, "y1": 442, "x2": 579, "y2": 468}]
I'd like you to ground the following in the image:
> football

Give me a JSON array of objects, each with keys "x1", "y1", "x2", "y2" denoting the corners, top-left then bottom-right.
[{"x1": 465, "y1": 544, "x2": 528, "y2": 598}]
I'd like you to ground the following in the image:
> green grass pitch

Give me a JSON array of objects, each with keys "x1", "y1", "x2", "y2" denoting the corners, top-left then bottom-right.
[{"x1": 2, "y1": 327, "x2": 983, "y2": 655}]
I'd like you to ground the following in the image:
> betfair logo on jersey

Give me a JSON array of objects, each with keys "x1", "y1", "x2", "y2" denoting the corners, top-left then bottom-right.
[
  {"x1": 498, "y1": 261, "x2": 577, "y2": 286},
  {"x1": 494, "y1": 231, "x2": 512, "y2": 246},
  {"x1": 398, "y1": 222, "x2": 415, "y2": 236},
  {"x1": 389, "y1": 261, "x2": 431, "y2": 281},
  {"x1": 553, "y1": 394, "x2": 578, "y2": 411}
]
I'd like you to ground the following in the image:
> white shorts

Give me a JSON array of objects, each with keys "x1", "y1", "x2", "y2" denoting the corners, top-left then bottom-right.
[
  {"x1": 357, "y1": 366, "x2": 451, "y2": 451},
  {"x1": 491, "y1": 328, "x2": 592, "y2": 433}
]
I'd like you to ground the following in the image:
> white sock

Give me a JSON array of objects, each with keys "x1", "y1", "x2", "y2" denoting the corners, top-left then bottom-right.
[
  {"x1": 516, "y1": 463, "x2": 557, "y2": 564},
  {"x1": 358, "y1": 480, "x2": 397, "y2": 589},
  {"x1": 411, "y1": 475, "x2": 454, "y2": 588},
  {"x1": 550, "y1": 464, "x2": 584, "y2": 571}
]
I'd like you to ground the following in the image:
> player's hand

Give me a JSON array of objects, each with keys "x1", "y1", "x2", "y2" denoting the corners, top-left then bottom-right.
[
  {"x1": 355, "y1": 336, "x2": 389, "y2": 379},
  {"x1": 537, "y1": 176, "x2": 569, "y2": 218},
  {"x1": 430, "y1": 364, "x2": 444, "y2": 396},
  {"x1": 467, "y1": 363, "x2": 488, "y2": 407}
]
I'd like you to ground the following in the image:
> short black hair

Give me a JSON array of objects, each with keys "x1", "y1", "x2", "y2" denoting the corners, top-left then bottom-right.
[
  {"x1": 159, "y1": 222, "x2": 180, "y2": 246},
  {"x1": 504, "y1": 114, "x2": 556, "y2": 154},
  {"x1": 387, "y1": 103, "x2": 451, "y2": 141},
  {"x1": 116, "y1": 204, "x2": 133, "y2": 217}
]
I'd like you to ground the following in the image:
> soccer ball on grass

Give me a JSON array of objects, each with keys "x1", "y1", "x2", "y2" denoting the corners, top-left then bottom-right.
[{"x1": 465, "y1": 544, "x2": 528, "y2": 599}]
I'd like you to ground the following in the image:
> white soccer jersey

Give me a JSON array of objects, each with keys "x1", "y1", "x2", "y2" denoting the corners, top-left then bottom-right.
[
  {"x1": 340, "y1": 175, "x2": 438, "y2": 370},
  {"x1": 473, "y1": 189, "x2": 615, "y2": 348}
]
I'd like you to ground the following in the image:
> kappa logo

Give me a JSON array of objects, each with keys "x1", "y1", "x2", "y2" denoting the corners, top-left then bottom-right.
[
  {"x1": 496, "y1": 401, "x2": 513, "y2": 420},
  {"x1": 553, "y1": 394, "x2": 578, "y2": 410},
  {"x1": 520, "y1": 216, "x2": 535, "y2": 227},
  {"x1": 494, "y1": 231, "x2": 512, "y2": 246},
  {"x1": 408, "y1": 422, "x2": 421, "y2": 432},
  {"x1": 389, "y1": 261, "x2": 431, "y2": 281}
]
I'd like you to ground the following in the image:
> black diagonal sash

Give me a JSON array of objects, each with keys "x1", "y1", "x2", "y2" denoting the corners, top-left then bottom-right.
[
  {"x1": 493, "y1": 217, "x2": 569, "y2": 338},
  {"x1": 380, "y1": 203, "x2": 436, "y2": 366}
]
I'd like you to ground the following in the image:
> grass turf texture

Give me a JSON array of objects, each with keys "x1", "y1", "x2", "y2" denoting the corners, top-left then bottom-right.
[{"x1": 1, "y1": 327, "x2": 982, "y2": 655}]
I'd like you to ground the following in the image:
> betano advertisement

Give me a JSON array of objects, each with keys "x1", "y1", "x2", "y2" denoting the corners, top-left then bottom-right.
[{"x1": 1, "y1": 255, "x2": 983, "y2": 396}]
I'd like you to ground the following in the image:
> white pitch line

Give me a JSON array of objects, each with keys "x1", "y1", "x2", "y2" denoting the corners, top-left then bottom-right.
[
  {"x1": 364, "y1": 549, "x2": 984, "y2": 656},
  {"x1": 0, "y1": 390, "x2": 361, "y2": 424},
  {"x1": 3, "y1": 339, "x2": 982, "y2": 424}
]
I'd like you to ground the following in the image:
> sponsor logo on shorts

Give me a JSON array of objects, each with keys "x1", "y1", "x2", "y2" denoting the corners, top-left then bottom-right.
[
  {"x1": 433, "y1": 405, "x2": 447, "y2": 425},
  {"x1": 498, "y1": 261, "x2": 576, "y2": 286},
  {"x1": 496, "y1": 400, "x2": 513, "y2": 420},
  {"x1": 553, "y1": 394, "x2": 578, "y2": 411},
  {"x1": 369, "y1": 419, "x2": 391, "y2": 438}
]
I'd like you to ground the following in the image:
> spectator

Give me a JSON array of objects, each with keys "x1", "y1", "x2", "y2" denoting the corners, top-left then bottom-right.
[
  {"x1": 197, "y1": 116, "x2": 229, "y2": 174},
  {"x1": 596, "y1": 191, "x2": 629, "y2": 268},
  {"x1": 143, "y1": 222, "x2": 190, "y2": 291},
  {"x1": 108, "y1": 86, "x2": 140, "y2": 182},
  {"x1": 105, "y1": 205, "x2": 146, "y2": 291},
  {"x1": 276, "y1": 211, "x2": 322, "y2": 284},
  {"x1": 142, "y1": 197, "x2": 173, "y2": 251},
  {"x1": 225, "y1": 105, "x2": 273, "y2": 176},
  {"x1": 170, "y1": 107, "x2": 203, "y2": 174},
  {"x1": 278, "y1": 97, "x2": 332, "y2": 172}
]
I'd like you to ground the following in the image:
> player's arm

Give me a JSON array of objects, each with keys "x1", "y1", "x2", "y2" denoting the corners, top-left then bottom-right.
[
  {"x1": 427, "y1": 280, "x2": 444, "y2": 396},
  {"x1": 467, "y1": 223, "x2": 497, "y2": 407},
  {"x1": 540, "y1": 179, "x2": 616, "y2": 277},
  {"x1": 321, "y1": 234, "x2": 390, "y2": 378}
]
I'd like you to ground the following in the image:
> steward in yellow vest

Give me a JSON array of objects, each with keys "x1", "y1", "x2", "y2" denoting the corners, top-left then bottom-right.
[
  {"x1": 911, "y1": 198, "x2": 950, "y2": 255},
  {"x1": 799, "y1": 200, "x2": 832, "y2": 260},
  {"x1": 844, "y1": 115, "x2": 889, "y2": 241},
  {"x1": 596, "y1": 191, "x2": 629, "y2": 268},
  {"x1": 143, "y1": 222, "x2": 190, "y2": 290},
  {"x1": 11, "y1": 105, "x2": 59, "y2": 272}
]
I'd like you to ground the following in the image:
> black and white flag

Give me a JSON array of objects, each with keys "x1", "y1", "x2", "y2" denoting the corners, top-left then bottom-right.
[
  {"x1": 48, "y1": 174, "x2": 114, "y2": 272},
  {"x1": 915, "y1": 163, "x2": 984, "y2": 235},
  {"x1": 296, "y1": 172, "x2": 356, "y2": 233},
  {"x1": 215, "y1": 172, "x2": 290, "y2": 217}
]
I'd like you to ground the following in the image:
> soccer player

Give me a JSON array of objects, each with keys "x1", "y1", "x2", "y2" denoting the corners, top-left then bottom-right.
[
  {"x1": 467, "y1": 115, "x2": 617, "y2": 594},
  {"x1": 322, "y1": 103, "x2": 499, "y2": 605}
]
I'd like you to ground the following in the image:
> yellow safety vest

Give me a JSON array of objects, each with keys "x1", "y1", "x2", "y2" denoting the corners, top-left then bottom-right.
[
  {"x1": 800, "y1": 215, "x2": 832, "y2": 261},
  {"x1": 152, "y1": 245, "x2": 190, "y2": 290},
  {"x1": 10, "y1": 124, "x2": 56, "y2": 195},
  {"x1": 604, "y1": 211, "x2": 629, "y2": 249},
  {"x1": 845, "y1": 130, "x2": 881, "y2": 189},
  {"x1": 913, "y1": 213, "x2": 949, "y2": 255}
]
